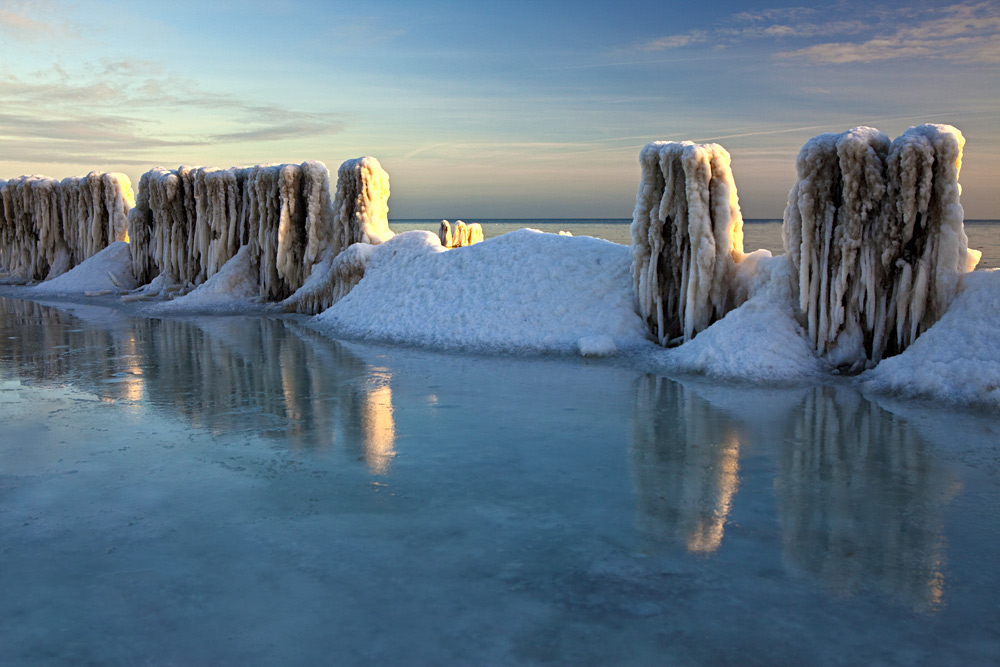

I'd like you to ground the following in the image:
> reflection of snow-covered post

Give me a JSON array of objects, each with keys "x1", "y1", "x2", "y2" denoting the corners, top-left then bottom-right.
[
  {"x1": 776, "y1": 385, "x2": 954, "y2": 611},
  {"x1": 631, "y1": 141, "x2": 745, "y2": 346},
  {"x1": 783, "y1": 125, "x2": 978, "y2": 368},
  {"x1": 282, "y1": 157, "x2": 395, "y2": 314},
  {"x1": 631, "y1": 374, "x2": 743, "y2": 554}
]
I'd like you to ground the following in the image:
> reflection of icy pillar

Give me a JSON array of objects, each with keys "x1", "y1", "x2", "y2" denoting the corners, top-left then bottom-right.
[
  {"x1": 361, "y1": 382, "x2": 396, "y2": 474},
  {"x1": 631, "y1": 374, "x2": 742, "y2": 554},
  {"x1": 631, "y1": 141, "x2": 745, "y2": 346},
  {"x1": 783, "y1": 127, "x2": 890, "y2": 368},
  {"x1": 776, "y1": 386, "x2": 953, "y2": 611}
]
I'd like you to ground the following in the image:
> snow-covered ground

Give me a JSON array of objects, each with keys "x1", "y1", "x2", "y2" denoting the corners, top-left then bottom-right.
[{"x1": 4, "y1": 224, "x2": 995, "y2": 410}]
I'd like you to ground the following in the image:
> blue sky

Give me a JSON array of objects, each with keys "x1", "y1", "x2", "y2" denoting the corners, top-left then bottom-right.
[{"x1": 1, "y1": 0, "x2": 997, "y2": 218}]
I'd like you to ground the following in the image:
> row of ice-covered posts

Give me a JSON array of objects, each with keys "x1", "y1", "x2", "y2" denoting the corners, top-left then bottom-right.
[
  {"x1": 0, "y1": 123, "x2": 978, "y2": 368},
  {"x1": 1, "y1": 157, "x2": 486, "y2": 310},
  {"x1": 632, "y1": 123, "x2": 978, "y2": 369}
]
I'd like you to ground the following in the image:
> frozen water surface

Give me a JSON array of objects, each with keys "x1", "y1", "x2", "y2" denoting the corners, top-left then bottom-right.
[{"x1": 1, "y1": 296, "x2": 998, "y2": 665}]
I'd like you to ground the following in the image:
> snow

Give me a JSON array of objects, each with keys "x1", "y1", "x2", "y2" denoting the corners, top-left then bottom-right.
[
  {"x1": 312, "y1": 229, "x2": 649, "y2": 355},
  {"x1": 28, "y1": 241, "x2": 138, "y2": 296},
  {"x1": 862, "y1": 270, "x2": 1000, "y2": 409},
  {"x1": 631, "y1": 141, "x2": 745, "y2": 346},
  {"x1": 144, "y1": 245, "x2": 262, "y2": 314},
  {"x1": 660, "y1": 253, "x2": 828, "y2": 382}
]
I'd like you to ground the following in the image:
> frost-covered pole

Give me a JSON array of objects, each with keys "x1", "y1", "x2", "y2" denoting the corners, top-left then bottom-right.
[
  {"x1": 631, "y1": 141, "x2": 745, "y2": 346},
  {"x1": 782, "y1": 127, "x2": 890, "y2": 367},
  {"x1": 281, "y1": 156, "x2": 394, "y2": 314},
  {"x1": 783, "y1": 124, "x2": 977, "y2": 369},
  {"x1": 439, "y1": 220, "x2": 484, "y2": 248}
]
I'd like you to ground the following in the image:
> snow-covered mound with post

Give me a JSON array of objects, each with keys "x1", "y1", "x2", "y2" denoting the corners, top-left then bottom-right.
[
  {"x1": 311, "y1": 229, "x2": 649, "y2": 356},
  {"x1": 862, "y1": 269, "x2": 1000, "y2": 408}
]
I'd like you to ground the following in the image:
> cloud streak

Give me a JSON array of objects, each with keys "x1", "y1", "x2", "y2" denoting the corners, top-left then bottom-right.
[
  {"x1": 631, "y1": 2, "x2": 1000, "y2": 65},
  {"x1": 0, "y1": 60, "x2": 345, "y2": 168}
]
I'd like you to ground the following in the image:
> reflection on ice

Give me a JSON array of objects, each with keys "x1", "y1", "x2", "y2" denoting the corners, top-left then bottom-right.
[
  {"x1": 777, "y1": 385, "x2": 956, "y2": 611},
  {"x1": 631, "y1": 374, "x2": 743, "y2": 554},
  {"x1": 0, "y1": 297, "x2": 396, "y2": 473},
  {"x1": 632, "y1": 373, "x2": 959, "y2": 611}
]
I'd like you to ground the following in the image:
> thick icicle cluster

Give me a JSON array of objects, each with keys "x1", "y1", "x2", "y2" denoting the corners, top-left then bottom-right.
[
  {"x1": 438, "y1": 220, "x2": 484, "y2": 248},
  {"x1": 0, "y1": 172, "x2": 133, "y2": 281},
  {"x1": 631, "y1": 141, "x2": 746, "y2": 346},
  {"x1": 783, "y1": 124, "x2": 977, "y2": 368},
  {"x1": 128, "y1": 161, "x2": 337, "y2": 300},
  {"x1": 282, "y1": 157, "x2": 394, "y2": 314}
]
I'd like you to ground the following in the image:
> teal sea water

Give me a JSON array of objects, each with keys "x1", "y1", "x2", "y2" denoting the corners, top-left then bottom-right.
[{"x1": 391, "y1": 218, "x2": 1000, "y2": 270}]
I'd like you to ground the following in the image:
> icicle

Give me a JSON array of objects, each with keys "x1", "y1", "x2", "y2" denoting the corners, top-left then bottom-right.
[{"x1": 630, "y1": 141, "x2": 745, "y2": 345}]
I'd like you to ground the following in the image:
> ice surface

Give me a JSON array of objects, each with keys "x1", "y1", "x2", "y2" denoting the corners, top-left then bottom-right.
[
  {"x1": 631, "y1": 141, "x2": 746, "y2": 346},
  {"x1": 1, "y1": 300, "x2": 998, "y2": 665}
]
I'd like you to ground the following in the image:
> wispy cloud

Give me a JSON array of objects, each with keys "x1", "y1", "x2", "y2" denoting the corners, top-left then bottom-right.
[
  {"x1": 630, "y1": 2, "x2": 999, "y2": 65},
  {"x1": 778, "y1": 3, "x2": 1000, "y2": 64},
  {"x1": 0, "y1": 60, "x2": 345, "y2": 168}
]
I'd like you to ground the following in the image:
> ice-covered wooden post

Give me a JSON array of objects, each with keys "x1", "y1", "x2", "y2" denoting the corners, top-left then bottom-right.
[
  {"x1": 0, "y1": 172, "x2": 131, "y2": 282},
  {"x1": 631, "y1": 141, "x2": 745, "y2": 346},
  {"x1": 281, "y1": 156, "x2": 395, "y2": 314},
  {"x1": 783, "y1": 124, "x2": 978, "y2": 369},
  {"x1": 439, "y1": 220, "x2": 484, "y2": 248}
]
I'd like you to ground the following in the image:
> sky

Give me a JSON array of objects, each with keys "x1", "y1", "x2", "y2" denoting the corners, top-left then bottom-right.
[{"x1": 0, "y1": 0, "x2": 997, "y2": 219}]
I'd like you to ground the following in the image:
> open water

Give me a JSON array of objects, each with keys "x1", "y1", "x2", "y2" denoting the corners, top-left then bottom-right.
[
  {"x1": 1, "y1": 297, "x2": 998, "y2": 665},
  {"x1": 392, "y1": 219, "x2": 1000, "y2": 270}
]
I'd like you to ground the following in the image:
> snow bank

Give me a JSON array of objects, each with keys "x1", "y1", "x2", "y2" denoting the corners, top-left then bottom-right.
[
  {"x1": 144, "y1": 245, "x2": 262, "y2": 314},
  {"x1": 862, "y1": 270, "x2": 1000, "y2": 409},
  {"x1": 312, "y1": 229, "x2": 649, "y2": 355},
  {"x1": 660, "y1": 253, "x2": 827, "y2": 382},
  {"x1": 29, "y1": 241, "x2": 137, "y2": 296},
  {"x1": 439, "y1": 220, "x2": 484, "y2": 248},
  {"x1": 0, "y1": 172, "x2": 132, "y2": 281},
  {"x1": 784, "y1": 124, "x2": 977, "y2": 370},
  {"x1": 631, "y1": 141, "x2": 745, "y2": 347}
]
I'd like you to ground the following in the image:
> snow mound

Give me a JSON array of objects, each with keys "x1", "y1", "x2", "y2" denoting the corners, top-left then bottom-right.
[
  {"x1": 312, "y1": 229, "x2": 649, "y2": 355},
  {"x1": 662, "y1": 253, "x2": 827, "y2": 382},
  {"x1": 29, "y1": 241, "x2": 137, "y2": 296},
  {"x1": 144, "y1": 245, "x2": 262, "y2": 314},
  {"x1": 862, "y1": 270, "x2": 1000, "y2": 409}
]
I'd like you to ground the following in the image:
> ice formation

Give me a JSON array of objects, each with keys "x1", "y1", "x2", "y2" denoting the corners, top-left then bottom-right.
[
  {"x1": 0, "y1": 172, "x2": 132, "y2": 281},
  {"x1": 631, "y1": 141, "x2": 746, "y2": 346},
  {"x1": 282, "y1": 157, "x2": 394, "y2": 314},
  {"x1": 128, "y1": 161, "x2": 335, "y2": 300},
  {"x1": 438, "y1": 220, "x2": 484, "y2": 248},
  {"x1": 783, "y1": 124, "x2": 978, "y2": 369}
]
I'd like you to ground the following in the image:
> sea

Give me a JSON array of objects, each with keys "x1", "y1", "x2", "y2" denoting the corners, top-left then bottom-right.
[{"x1": 391, "y1": 218, "x2": 1000, "y2": 270}]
